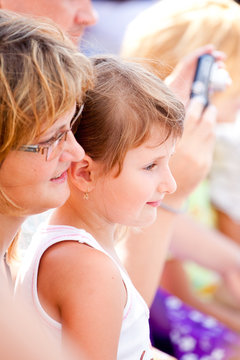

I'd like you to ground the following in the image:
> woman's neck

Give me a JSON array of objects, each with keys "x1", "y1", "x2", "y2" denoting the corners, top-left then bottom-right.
[{"x1": 0, "y1": 213, "x2": 25, "y2": 261}]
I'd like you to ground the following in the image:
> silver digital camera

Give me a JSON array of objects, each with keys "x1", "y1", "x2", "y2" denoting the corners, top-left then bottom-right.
[{"x1": 190, "y1": 54, "x2": 230, "y2": 106}]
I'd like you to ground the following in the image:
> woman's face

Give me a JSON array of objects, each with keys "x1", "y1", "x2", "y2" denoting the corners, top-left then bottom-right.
[{"x1": 0, "y1": 105, "x2": 85, "y2": 216}]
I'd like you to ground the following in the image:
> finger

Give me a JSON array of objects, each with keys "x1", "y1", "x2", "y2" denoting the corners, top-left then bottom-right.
[
  {"x1": 185, "y1": 96, "x2": 206, "y2": 125},
  {"x1": 198, "y1": 104, "x2": 217, "y2": 140},
  {"x1": 166, "y1": 45, "x2": 226, "y2": 106},
  {"x1": 201, "y1": 104, "x2": 217, "y2": 127},
  {"x1": 177, "y1": 44, "x2": 216, "y2": 71},
  {"x1": 212, "y1": 50, "x2": 226, "y2": 61}
]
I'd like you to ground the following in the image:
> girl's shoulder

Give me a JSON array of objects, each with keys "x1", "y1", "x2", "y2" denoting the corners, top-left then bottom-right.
[
  {"x1": 38, "y1": 236, "x2": 126, "y2": 311},
  {"x1": 40, "y1": 237, "x2": 120, "y2": 278},
  {"x1": 37, "y1": 236, "x2": 127, "y2": 355}
]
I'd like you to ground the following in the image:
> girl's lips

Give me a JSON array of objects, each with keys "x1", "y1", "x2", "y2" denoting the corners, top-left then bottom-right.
[
  {"x1": 146, "y1": 200, "x2": 162, "y2": 208},
  {"x1": 50, "y1": 170, "x2": 68, "y2": 183}
]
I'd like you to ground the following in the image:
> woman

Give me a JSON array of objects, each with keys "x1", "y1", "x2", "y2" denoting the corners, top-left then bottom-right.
[{"x1": 0, "y1": 9, "x2": 93, "y2": 360}]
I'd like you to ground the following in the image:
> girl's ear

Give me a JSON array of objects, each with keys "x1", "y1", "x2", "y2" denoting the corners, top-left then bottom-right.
[{"x1": 69, "y1": 155, "x2": 95, "y2": 192}]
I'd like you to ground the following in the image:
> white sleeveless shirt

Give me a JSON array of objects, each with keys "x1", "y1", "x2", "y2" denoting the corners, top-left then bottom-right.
[{"x1": 15, "y1": 224, "x2": 153, "y2": 360}]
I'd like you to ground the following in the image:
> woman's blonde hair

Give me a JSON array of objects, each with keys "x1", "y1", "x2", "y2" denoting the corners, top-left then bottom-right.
[
  {"x1": 0, "y1": 9, "x2": 93, "y2": 215},
  {"x1": 0, "y1": 9, "x2": 93, "y2": 164},
  {"x1": 0, "y1": 9, "x2": 93, "y2": 264},
  {"x1": 122, "y1": 0, "x2": 240, "y2": 97},
  {"x1": 75, "y1": 55, "x2": 184, "y2": 177}
]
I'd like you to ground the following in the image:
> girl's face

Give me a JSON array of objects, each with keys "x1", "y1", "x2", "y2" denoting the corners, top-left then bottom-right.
[
  {"x1": 0, "y1": 105, "x2": 85, "y2": 215},
  {"x1": 93, "y1": 129, "x2": 177, "y2": 228}
]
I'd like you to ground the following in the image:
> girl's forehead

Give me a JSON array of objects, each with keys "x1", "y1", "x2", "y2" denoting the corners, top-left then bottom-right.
[
  {"x1": 129, "y1": 133, "x2": 176, "y2": 159},
  {"x1": 147, "y1": 125, "x2": 176, "y2": 146}
]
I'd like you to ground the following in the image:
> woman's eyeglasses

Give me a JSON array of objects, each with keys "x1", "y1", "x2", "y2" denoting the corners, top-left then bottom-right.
[{"x1": 19, "y1": 104, "x2": 84, "y2": 161}]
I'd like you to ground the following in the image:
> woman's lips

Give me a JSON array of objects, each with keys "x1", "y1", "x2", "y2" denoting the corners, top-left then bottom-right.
[{"x1": 50, "y1": 170, "x2": 68, "y2": 183}]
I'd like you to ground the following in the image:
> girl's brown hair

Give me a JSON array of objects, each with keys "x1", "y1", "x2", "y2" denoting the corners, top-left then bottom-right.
[{"x1": 75, "y1": 55, "x2": 184, "y2": 176}]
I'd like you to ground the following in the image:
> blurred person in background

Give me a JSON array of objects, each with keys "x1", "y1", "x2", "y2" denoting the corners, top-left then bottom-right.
[
  {"x1": 81, "y1": 0, "x2": 156, "y2": 55},
  {"x1": 0, "y1": 0, "x2": 97, "y2": 44}
]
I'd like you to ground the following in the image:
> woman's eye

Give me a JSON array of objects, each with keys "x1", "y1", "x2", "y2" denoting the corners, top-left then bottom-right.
[
  {"x1": 39, "y1": 132, "x2": 63, "y2": 146},
  {"x1": 38, "y1": 137, "x2": 55, "y2": 146},
  {"x1": 145, "y1": 163, "x2": 156, "y2": 171}
]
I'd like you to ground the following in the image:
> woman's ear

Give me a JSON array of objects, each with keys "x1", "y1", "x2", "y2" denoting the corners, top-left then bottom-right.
[{"x1": 69, "y1": 155, "x2": 95, "y2": 192}]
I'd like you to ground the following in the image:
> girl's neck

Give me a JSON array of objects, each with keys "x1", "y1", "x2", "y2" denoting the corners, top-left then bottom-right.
[
  {"x1": 0, "y1": 213, "x2": 25, "y2": 261},
  {"x1": 49, "y1": 199, "x2": 116, "y2": 252}
]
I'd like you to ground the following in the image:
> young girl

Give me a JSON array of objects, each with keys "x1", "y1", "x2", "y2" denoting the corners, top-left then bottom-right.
[
  {"x1": 0, "y1": 9, "x2": 92, "y2": 360},
  {"x1": 16, "y1": 55, "x2": 184, "y2": 359},
  {"x1": 121, "y1": 0, "x2": 240, "y2": 357}
]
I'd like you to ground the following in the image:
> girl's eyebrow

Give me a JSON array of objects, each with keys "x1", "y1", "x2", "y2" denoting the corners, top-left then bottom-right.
[
  {"x1": 143, "y1": 155, "x2": 166, "y2": 165},
  {"x1": 148, "y1": 149, "x2": 175, "y2": 162}
]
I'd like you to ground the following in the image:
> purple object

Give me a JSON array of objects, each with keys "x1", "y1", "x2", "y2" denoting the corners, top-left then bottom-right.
[{"x1": 150, "y1": 288, "x2": 239, "y2": 359}]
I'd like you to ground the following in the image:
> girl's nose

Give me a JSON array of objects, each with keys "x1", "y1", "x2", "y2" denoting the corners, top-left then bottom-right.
[{"x1": 158, "y1": 168, "x2": 177, "y2": 195}]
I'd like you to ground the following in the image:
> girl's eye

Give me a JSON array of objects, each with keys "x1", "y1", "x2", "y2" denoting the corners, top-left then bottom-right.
[{"x1": 144, "y1": 163, "x2": 157, "y2": 171}]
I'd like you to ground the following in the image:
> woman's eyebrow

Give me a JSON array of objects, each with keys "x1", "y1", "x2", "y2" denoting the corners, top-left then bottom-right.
[{"x1": 38, "y1": 124, "x2": 67, "y2": 142}]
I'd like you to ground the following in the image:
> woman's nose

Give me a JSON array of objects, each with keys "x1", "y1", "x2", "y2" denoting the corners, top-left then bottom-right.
[{"x1": 61, "y1": 131, "x2": 85, "y2": 162}]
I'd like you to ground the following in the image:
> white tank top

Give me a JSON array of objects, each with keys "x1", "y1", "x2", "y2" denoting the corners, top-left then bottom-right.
[{"x1": 15, "y1": 224, "x2": 153, "y2": 360}]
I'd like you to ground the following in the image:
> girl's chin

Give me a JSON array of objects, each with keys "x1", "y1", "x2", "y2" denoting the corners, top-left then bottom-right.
[{"x1": 131, "y1": 214, "x2": 157, "y2": 229}]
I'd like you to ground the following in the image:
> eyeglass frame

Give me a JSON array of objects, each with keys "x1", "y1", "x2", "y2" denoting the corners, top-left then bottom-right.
[{"x1": 19, "y1": 104, "x2": 84, "y2": 161}]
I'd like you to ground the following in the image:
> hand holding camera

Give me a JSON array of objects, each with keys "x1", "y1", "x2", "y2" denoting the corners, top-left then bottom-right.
[{"x1": 190, "y1": 54, "x2": 231, "y2": 107}]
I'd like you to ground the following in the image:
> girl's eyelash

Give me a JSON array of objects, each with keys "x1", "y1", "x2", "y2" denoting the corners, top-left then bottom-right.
[{"x1": 144, "y1": 163, "x2": 157, "y2": 171}]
